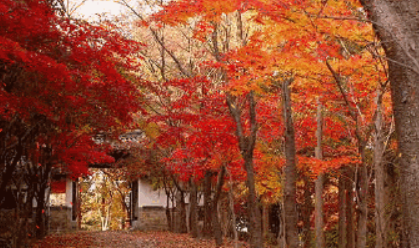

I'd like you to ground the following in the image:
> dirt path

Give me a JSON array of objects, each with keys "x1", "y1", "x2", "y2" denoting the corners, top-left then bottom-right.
[{"x1": 31, "y1": 230, "x2": 247, "y2": 248}]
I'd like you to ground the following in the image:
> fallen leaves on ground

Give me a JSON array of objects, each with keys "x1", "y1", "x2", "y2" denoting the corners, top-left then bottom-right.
[{"x1": 31, "y1": 230, "x2": 250, "y2": 248}]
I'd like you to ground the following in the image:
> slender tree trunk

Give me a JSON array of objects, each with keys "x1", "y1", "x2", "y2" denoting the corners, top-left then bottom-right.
[
  {"x1": 228, "y1": 172, "x2": 238, "y2": 248},
  {"x1": 35, "y1": 190, "x2": 47, "y2": 238},
  {"x1": 244, "y1": 158, "x2": 263, "y2": 248},
  {"x1": 190, "y1": 179, "x2": 198, "y2": 238},
  {"x1": 278, "y1": 201, "x2": 286, "y2": 248},
  {"x1": 171, "y1": 196, "x2": 175, "y2": 232},
  {"x1": 212, "y1": 166, "x2": 226, "y2": 247},
  {"x1": 122, "y1": 201, "x2": 130, "y2": 229},
  {"x1": 175, "y1": 189, "x2": 187, "y2": 233},
  {"x1": 262, "y1": 205, "x2": 268, "y2": 240},
  {"x1": 104, "y1": 203, "x2": 112, "y2": 231},
  {"x1": 77, "y1": 180, "x2": 82, "y2": 230},
  {"x1": 163, "y1": 177, "x2": 173, "y2": 231},
  {"x1": 180, "y1": 191, "x2": 187, "y2": 233},
  {"x1": 302, "y1": 176, "x2": 313, "y2": 248},
  {"x1": 203, "y1": 171, "x2": 213, "y2": 237},
  {"x1": 314, "y1": 175, "x2": 324, "y2": 246},
  {"x1": 356, "y1": 158, "x2": 368, "y2": 248},
  {"x1": 166, "y1": 205, "x2": 172, "y2": 231},
  {"x1": 359, "y1": 1, "x2": 419, "y2": 246},
  {"x1": 374, "y1": 89, "x2": 387, "y2": 248},
  {"x1": 227, "y1": 91, "x2": 263, "y2": 248},
  {"x1": 282, "y1": 78, "x2": 299, "y2": 248},
  {"x1": 35, "y1": 160, "x2": 52, "y2": 239},
  {"x1": 345, "y1": 167, "x2": 355, "y2": 248},
  {"x1": 338, "y1": 171, "x2": 346, "y2": 248},
  {"x1": 314, "y1": 99, "x2": 325, "y2": 248},
  {"x1": 0, "y1": 143, "x2": 23, "y2": 206}
]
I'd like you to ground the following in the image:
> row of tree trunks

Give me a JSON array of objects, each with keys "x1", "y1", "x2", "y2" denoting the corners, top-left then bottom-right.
[
  {"x1": 160, "y1": 89, "x2": 394, "y2": 248},
  {"x1": 337, "y1": 167, "x2": 355, "y2": 248}
]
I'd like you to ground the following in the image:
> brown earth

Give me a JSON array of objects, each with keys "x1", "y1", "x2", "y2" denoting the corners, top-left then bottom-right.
[{"x1": 31, "y1": 231, "x2": 249, "y2": 248}]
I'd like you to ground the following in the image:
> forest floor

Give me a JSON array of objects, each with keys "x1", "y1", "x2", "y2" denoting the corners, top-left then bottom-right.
[{"x1": 31, "y1": 230, "x2": 250, "y2": 248}]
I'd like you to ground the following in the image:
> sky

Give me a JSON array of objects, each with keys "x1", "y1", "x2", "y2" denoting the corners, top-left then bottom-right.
[{"x1": 74, "y1": 0, "x2": 126, "y2": 18}]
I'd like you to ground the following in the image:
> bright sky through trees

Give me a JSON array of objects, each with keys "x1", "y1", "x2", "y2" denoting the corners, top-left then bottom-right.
[{"x1": 76, "y1": 0, "x2": 125, "y2": 18}]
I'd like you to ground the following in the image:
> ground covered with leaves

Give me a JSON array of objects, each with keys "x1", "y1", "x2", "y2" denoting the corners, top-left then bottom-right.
[{"x1": 31, "y1": 231, "x2": 249, "y2": 248}]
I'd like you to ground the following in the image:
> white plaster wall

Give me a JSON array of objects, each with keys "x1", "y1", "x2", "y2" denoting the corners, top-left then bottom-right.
[
  {"x1": 65, "y1": 178, "x2": 72, "y2": 208},
  {"x1": 138, "y1": 179, "x2": 168, "y2": 208},
  {"x1": 135, "y1": 179, "x2": 204, "y2": 209}
]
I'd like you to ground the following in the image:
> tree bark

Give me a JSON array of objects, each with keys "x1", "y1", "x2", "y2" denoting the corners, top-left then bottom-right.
[
  {"x1": 262, "y1": 205, "x2": 268, "y2": 240},
  {"x1": 212, "y1": 166, "x2": 226, "y2": 247},
  {"x1": 302, "y1": 176, "x2": 313, "y2": 248},
  {"x1": 226, "y1": 91, "x2": 263, "y2": 248},
  {"x1": 174, "y1": 188, "x2": 187, "y2": 233},
  {"x1": 374, "y1": 89, "x2": 387, "y2": 248},
  {"x1": 314, "y1": 177, "x2": 325, "y2": 246},
  {"x1": 338, "y1": 171, "x2": 346, "y2": 248},
  {"x1": 203, "y1": 171, "x2": 213, "y2": 237},
  {"x1": 315, "y1": 99, "x2": 325, "y2": 248},
  {"x1": 282, "y1": 78, "x2": 299, "y2": 248},
  {"x1": 359, "y1": 1, "x2": 419, "y2": 246},
  {"x1": 190, "y1": 179, "x2": 198, "y2": 238},
  {"x1": 356, "y1": 158, "x2": 368, "y2": 248},
  {"x1": 345, "y1": 167, "x2": 355, "y2": 248},
  {"x1": 227, "y1": 171, "x2": 239, "y2": 248}
]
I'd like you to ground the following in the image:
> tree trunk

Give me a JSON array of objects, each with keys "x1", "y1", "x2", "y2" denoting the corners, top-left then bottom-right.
[
  {"x1": 338, "y1": 171, "x2": 346, "y2": 248},
  {"x1": 163, "y1": 178, "x2": 173, "y2": 231},
  {"x1": 244, "y1": 158, "x2": 263, "y2": 248},
  {"x1": 77, "y1": 180, "x2": 82, "y2": 230},
  {"x1": 345, "y1": 167, "x2": 355, "y2": 248},
  {"x1": 278, "y1": 201, "x2": 286, "y2": 248},
  {"x1": 190, "y1": 179, "x2": 198, "y2": 238},
  {"x1": 171, "y1": 197, "x2": 176, "y2": 232},
  {"x1": 356, "y1": 162, "x2": 368, "y2": 248},
  {"x1": 212, "y1": 166, "x2": 226, "y2": 247},
  {"x1": 123, "y1": 202, "x2": 130, "y2": 229},
  {"x1": 203, "y1": 171, "x2": 213, "y2": 237},
  {"x1": 315, "y1": 175, "x2": 325, "y2": 248},
  {"x1": 302, "y1": 176, "x2": 313, "y2": 248},
  {"x1": 374, "y1": 89, "x2": 387, "y2": 248},
  {"x1": 226, "y1": 91, "x2": 263, "y2": 248},
  {"x1": 35, "y1": 190, "x2": 47, "y2": 239},
  {"x1": 262, "y1": 205, "x2": 268, "y2": 240},
  {"x1": 228, "y1": 173, "x2": 239, "y2": 248},
  {"x1": 282, "y1": 78, "x2": 299, "y2": 248},
  {"x1": 359, "y1": 1, "x2": 419, "y2": 246},
  {"x1": 314, "y1": 99, "x2": 325, "y2": 248},
  {"x1": 35, "y1": 160, "x2": 52, "y2": 239},
  {"x1": 175, "y1": 189, "x2": 187, "y2": 233},
  {"x1": 166, "y1": 206, "x2": 172, "y2": 231}
]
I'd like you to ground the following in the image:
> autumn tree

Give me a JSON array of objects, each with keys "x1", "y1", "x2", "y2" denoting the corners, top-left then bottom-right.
[{"x1": 0, "y1": 0, "x2": 143, "y2": 244}]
